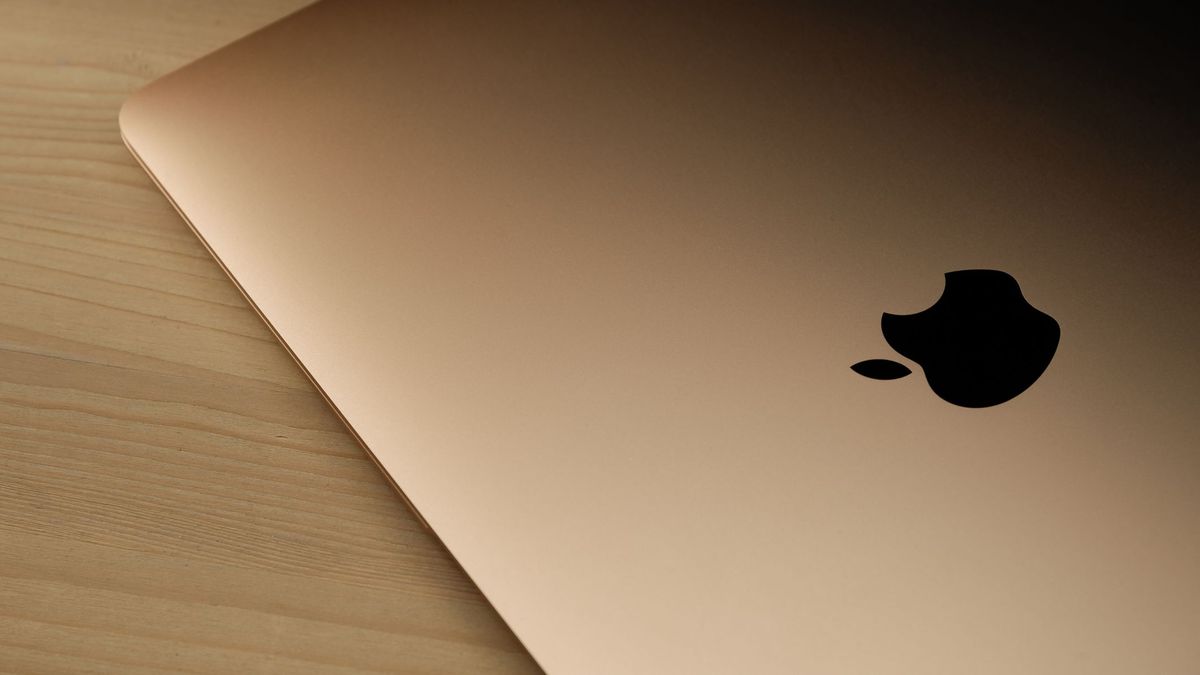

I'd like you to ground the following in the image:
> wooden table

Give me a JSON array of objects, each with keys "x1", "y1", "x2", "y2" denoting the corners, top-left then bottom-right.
[{"x1": 0, "y1": 2, "x2": 540, "y2": 672}]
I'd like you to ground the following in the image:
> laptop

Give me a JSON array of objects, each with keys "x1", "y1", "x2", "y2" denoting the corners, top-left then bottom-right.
[{"x1": 120, "y1": 2, "x2": 1199, "y2": 673}]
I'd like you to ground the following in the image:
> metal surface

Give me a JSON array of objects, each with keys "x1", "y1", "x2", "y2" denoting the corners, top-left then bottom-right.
[{"x1": 121, "y1": 2, "x2": 1199, "y2": 672}]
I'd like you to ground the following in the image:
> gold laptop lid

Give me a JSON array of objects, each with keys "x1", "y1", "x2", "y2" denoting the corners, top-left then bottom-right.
[{"x1": 121, "y1": 2, "x2": 1199, "y2": 672}]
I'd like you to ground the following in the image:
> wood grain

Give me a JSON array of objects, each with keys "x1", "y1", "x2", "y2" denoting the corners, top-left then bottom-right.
[{"x1": 0, "y1": 2, "x2": 540, "y2": 672}]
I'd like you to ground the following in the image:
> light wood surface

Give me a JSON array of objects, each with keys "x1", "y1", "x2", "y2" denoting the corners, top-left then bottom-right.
[{"x1": 0, "y1": 2, "x2": 540, "y2": 672}]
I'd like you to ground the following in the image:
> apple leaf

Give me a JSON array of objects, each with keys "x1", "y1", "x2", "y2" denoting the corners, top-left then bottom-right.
[{"x1": 851, "y1": 359, "x2": 912, "y2": 380}]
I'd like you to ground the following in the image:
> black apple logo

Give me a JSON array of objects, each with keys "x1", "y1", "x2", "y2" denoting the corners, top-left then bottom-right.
[{"x1": 852, "y1": 269, "x2": 1060, "y2": 408}]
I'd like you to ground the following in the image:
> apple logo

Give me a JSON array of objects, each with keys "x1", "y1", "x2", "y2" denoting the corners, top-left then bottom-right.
[{"x1": 852, "y1": 269, "x2": 1060, "y2": 408}]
